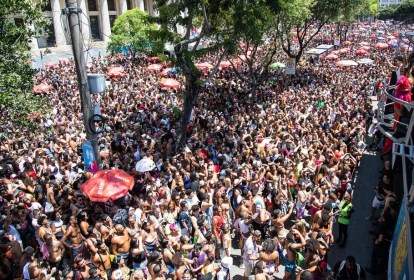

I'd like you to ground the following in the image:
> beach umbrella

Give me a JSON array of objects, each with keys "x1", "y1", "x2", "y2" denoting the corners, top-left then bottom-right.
[
  {"x1": 375, "y1": 43, "x2": 389, "y2": 50},
  {"x1": 358, "y1": 42, "x2": 370, "y2": 46},
  {"x1": 359, "y1": 46, "x2": 371, "y2": 50},
  {"x1": 338, "y1": 48, "x2": 350, "y2": 54},
  {"x1": 342, "y1": 41, "x2": 352, "y2": 46},
  {"x1": 80, "y1": 170, "x2": 134, "y2": 202},
  {"x1": 136, "y1": 158, "x2": 156, "y2": 172},
  {"x1": 159, "y1": 78, "x2": 181, "y2": 89},
  {"x1": 270, "y1": 62, "x2": 286, "y2": 68},
  {"x1": 356, "y1": 58, "x2": 374, "y2": 65},
  {"x1": 195, "y1": 62, "x2": 214, "y2": 71},
  {"x1": 44, "y1": 61, "x2": 57, "y2": 68},
  {"x1": 219, "y1": 61, "x2": 232, "y2": 69},
  {"x1": 107, "y1": 67, "x2": 124, "y2": 78},
  {"x1": 336, "y1": 60, "x2": 358, "y2": 67},
  {"x1": 330, "y1": 50, "x2": 340, "y2": 55},
  {"x1": 325, "y1": 54, "x2": 338, "y2": 60},
  {"x1": 33, "y1": 83, "x2": 52, "y2": 93},
  {"x1": 355, "y1": 49, "x2": 368, "y2": 55},
  {"x1": 147, "y1": 64, "x2": 163, "y2": 71}
]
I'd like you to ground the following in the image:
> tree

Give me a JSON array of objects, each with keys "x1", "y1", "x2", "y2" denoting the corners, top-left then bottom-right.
[
  {"x1": 0, "y1": 0, "x2": 48, "y2": 129},
  {"x1": 378, "y1": 0, "x2": 414, "y2": 23},
  {"x1": 152, "y1": 0, "x2": 234, "y2": 148},
  {"x1": 278, "y1": 0, "x2": 367, "y2": 63},
  {"x1": 228, "y1": 0, "x2": 282, "y2": 96},
  {"x1": 108, "y1": 8, "x2": 164, "y2": 57}
]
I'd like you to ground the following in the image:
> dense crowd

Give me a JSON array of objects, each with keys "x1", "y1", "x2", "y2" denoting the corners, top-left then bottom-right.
[{"x1": 0, "y1": 21, "x2": 413, "y2": 280}]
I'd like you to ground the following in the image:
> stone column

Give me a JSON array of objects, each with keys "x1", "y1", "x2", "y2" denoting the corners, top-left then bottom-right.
[
  {"x1": 119, "y1": 0, "x2": 128, "y2": 14},
  {"x1": 51, "y1": 0, "x2": 66, "y2": 46},
  {"x1": 137, "y1": 0, "x2": 144, "y2": 11},
  {"x1": 100, "y1": 0, "x2": 111, "y2": 42},
  {"x1": 78, "y1": 0, "x2": 91, "y2": 42}
]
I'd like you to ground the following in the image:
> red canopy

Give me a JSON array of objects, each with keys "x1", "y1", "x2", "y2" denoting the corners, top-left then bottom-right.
[
  {"x1": 220, "y1": 61, "x2": 232, "y2": 69},
  {"x1": 338, "y1": 48, "x2": 350, "y2": 54},
  {"x1": 44, "y1": 61, "x2": 57, "y2": 68},
  {"x1": 359, "y1": 46, "x2": 370, "y2": 51},
  {"x1": 80, "y1": 170, "x2": 134, "y2": 202},
  {"x1": 355, "y1": 49, "x2": 368, "y2": 55},
  {"x1": 147, "y1": 64, "x2": 163, "y2": 71},
  {"x1": 33, "y1": 83, "x2": 52, "y2": 93},
  {"x1": 325, "y1": 54, "x2": 338, "y2": 60},
  {"x1": 336, "y1": 60, "x2": 358, "y2": 67},
  {"x1": 159, "y1": 78, "x2": 180, "y2": 89},
  {"x1": 375, "y1": 43, "x2": 389, "y2": 50},
  {"x1": 342, "y1": 41, "x2": 352, "y2": 46},
  {"x1": 107, "y1": 67, "x2": 124, "y2": 77},
  {"x1": 58, "y1": 57, "x2": 70, "y2": 64},
  {"x1": 195, "y1": 62, "x2": 214, "y2": 71}
]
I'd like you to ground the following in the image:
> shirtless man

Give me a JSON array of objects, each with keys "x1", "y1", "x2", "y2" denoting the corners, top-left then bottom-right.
[
  {"x1": 61, "y1": 216, "x2": 85, "y2": 260},
  {"x1": 220, "y1": 193, "x2": 231, "y2": 224},
  {"x1": 27, "y1": 258, "x2": 57, "y2": 280},
  {"x1": 38, "y1": 216, "x2": 55, "y2": 243},
  {"x1": 111, "y1": 224, "x2": 132, "y2": 261},
  {"x1": 92, "y1": 241, "x2": 112, "y2": 278},
  {"x1": 44, "y1": 233, "x2": 66, "y2": 275}
]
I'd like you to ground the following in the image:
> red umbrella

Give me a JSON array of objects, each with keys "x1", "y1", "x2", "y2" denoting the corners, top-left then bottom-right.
[
  {"x1": 325, "y1": 54, "x2": 338, "y2": 60},
  {"x1": 375, "y1": 43, "x2": 389, "y2": 50},
  {"x1": 80, "y1": 169, "x2": 134, "y2": 202},
  {"x1": 58, "y1": 57, "x2": 70, "y2": 64},
  {"x1": 359, "y1": 46, "x2": 370, "y2": 50},
  {"x1": 33, "y1": 83, "x2": 52, "y2": 93},
  {"x1": 107, "y1": 67, "x2": 124, "y2": 78},
  {"x1": 195, "y1": 62, "x2": 214, "y2": 71},
  {"x1": 355, "y1": 49, "x2": 368, "y2": 55},
  {"x1": 220, "y1": 61, "x2": 232, "y2": 68},
  {"x1": 147, "y1": 64, "x2": 163, "y2": 71},
  {"x1": 338, "y1": 48, "x2": 350, "y2": 54},
  {"x1": 159, "y1": 78, "x2": 180, "y2": 89},
  {"x1": 148, "y1": 56, "x2": 159, "y2": 63},
  {"x1": 44, "y1": 61, "x2": 57, "y2": 68},
  {"x1": 336, "y1": 60, "x2": 358, "y2": 67},
  {"x1": 358, "y1": 41, "x2": 370, "y2": 46},
  {"x1": 342, "y1": 41, "x2": 352, "y2": 46}
]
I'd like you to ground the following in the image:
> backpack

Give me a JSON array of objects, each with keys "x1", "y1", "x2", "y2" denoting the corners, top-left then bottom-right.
[{"x1": 113, "y1": 209, "x2": 128, "y2": 227}]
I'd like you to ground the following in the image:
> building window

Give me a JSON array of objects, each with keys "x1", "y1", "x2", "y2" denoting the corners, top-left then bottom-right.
[
  {"x1": 144, "y1": 0, "x2": 148, "y2": 12},
  {"x1": 108, "y1": 0, "x2": 116, "y2": 11},
  {"x1": 109, "y1": 15, "x2": 117, "y2": 28},
  {"x1": 42, "y1": 0, "x2": 52, "y2": 11},
  {"x1": 14, "y1": 18, "x2": 24, "y2": 28},
  {"x1": 127, "y1": 0, "x2": 132, "y2": 10},
  {"x1": 89, "y1": 16, "x2": 101, "y2": 40},
  {"x1": 88, "y1": 0, "x2": 98, "y2": 11}
]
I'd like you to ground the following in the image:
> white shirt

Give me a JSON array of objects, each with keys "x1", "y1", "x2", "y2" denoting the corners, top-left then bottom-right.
[{"x1": 243, "y1": 237, "x2": 258, "y2": 263}]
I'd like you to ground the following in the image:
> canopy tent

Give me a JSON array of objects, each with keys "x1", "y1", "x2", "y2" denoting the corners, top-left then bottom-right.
[
  {"x1": 44, "y1": 61, "x2": 57, "y2": 68},
  {"x1": 324, "y1": 54, "x2": 338, "y2": 60},
  {"x1": 375, "y1": 43, "x2": 389, "y2": 50},
  {"x1": 356, "y1": 58, "x2": 374, "y2": 65},
  {"x1": 338, "y1": 48, "x2": 351, "y2": 54},
  {"x1": 342, "y1": 41, "x2": 352, "y2": 46},
  {"x1": 219, "y1": 61, "x2": 232, "y2": 69},
  {"x1": 304, "y1": 48, "x2": 327, "y2": 55},
  {"x1": 355, "y1": 49, "x2": 368, "y2": 55},
  {"x1": 336, "y1": 60, "x2": 358, "y2": 67},
  {"x1": 270, "y1": 62, "x2": 286, "y2": 69},
  {"x1": 315, "y1": 44, "x2": 334, "y2": 50}
]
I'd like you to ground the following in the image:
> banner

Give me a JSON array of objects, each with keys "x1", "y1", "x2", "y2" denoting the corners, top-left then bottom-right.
[
  {"x1": 82, "y1": 141, "x2": 98, "y2": 173},
  {"x1": 285, "y1": 58, "x2": 296, "y2": 75},
  {"x1": 388, "y1": 203, "x2": 412, "y2": 280},
  {"x1": 334, "y1": 35, "x2": 340, "y2": 46}
]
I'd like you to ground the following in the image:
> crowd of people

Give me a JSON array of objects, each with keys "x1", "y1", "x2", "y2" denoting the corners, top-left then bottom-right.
[{"x1": 0, "y1": 20, "x2": 413, "y2": 280}]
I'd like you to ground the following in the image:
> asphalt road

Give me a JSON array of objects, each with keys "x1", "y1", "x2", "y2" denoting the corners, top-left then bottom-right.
[{"x1": 228, "y1": 148, "x2": 386, "y2": 280}]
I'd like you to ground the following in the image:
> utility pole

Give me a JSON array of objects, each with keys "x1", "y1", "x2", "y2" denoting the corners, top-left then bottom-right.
[{"x1": 63, "y1": 0, "x2": 102, "y2": 170}]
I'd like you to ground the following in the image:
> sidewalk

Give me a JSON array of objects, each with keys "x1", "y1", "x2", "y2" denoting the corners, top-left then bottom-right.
[{"x1": 31, "y1": 41, "x2": 107, "y2": 69}]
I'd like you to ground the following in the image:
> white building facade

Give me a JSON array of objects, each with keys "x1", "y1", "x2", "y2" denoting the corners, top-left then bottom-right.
[
  {"x1": 378, "y1": 0, "x2": 405, "y2": 8},
  {"x1": 13, "y1": 0, "x2": 154, "y2": 50}
]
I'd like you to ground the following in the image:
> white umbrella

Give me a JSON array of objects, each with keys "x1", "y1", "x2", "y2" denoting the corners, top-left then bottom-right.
[
  {"x1": 136, "y1": 158, "x2": 156, "y2": 172},
  {"x1": 356, "y1": 58, "x2": 374, "y2": 65}
]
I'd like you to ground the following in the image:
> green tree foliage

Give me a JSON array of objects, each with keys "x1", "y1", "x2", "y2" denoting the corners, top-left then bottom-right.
[
  {"x1": 153, "y1": 0, "x2": 234, "y2": 148},
  {"x1": 379, "y1": 0, "x2": 414, "y2": 23},
  {"x1": 108, "y1": 8, "x2": 164, "y2": 57},
  {"x1": 0, "y1": 0, "x2": 48, "y2": 129}
]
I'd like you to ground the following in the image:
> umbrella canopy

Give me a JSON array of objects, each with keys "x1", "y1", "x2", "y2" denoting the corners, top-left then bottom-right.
[
  {"x1": 136, "y1": 158, "x2": 156, "y2": 172},
  {"x1": 375, "y1": 43, "x2": 389, "y2": 50},
  {"x1": 219, "y1": 61, "x2": 232, "y2": 69},
  {"x1": 336, "y1": 60, "x2": 358, "y2": 67},
  {"x1": 342, "y1": 41, "x2": 352, "y2": 46},
  {"x1": 377, "y1": 36, "x2": 385, "y2": 40},
  {"x1": 195, "y1": 62, "x2": 214, "y2": 71},
  {"x1": 44, "y1": 61, "x2": 57, "y2": 68},
  {"x1": 356, "y1": 58, "x2": 374, "y2": 65},
  {"x1": 107, "y1": 67, "x2": 124, "y2": 77},
  {"x1": 355, "y1": 49, "x2": 368, "y2": 55},
  {"x1": 359, "y1": 46, "x2": 371, "y2": 50},
  {"x1": 358, "y1": 41, "x2": 370, "y2": 46},
  {"x1": 80, "y1": 170, "x2": 134, "y2": 202},
  {"x1": 147, "y1": 64, "x2": 163, "y2": 71},
  {"x1": 33, "y1": 83, "x2": 52, "y2": 93},
  {"x1": 58, "y1": 57, "x2": 70, "y2": 64},
  {"x1": 159, "y1": 78, "x2": 181, "y2": 89},
  {"x1": 270, "y1": 62, "x2": 286, "y2": 68},
  {"x1": 325, "y1": 54, "x2": 338, "y2": 60},
  {"x1": 338, "y1": 48, "x2": 350, "y2": 54}
]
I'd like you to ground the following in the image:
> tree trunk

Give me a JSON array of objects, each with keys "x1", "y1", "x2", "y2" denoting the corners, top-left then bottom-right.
[{"x1": 177, "y1": 74, "x2": 198, "y2": 149}]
